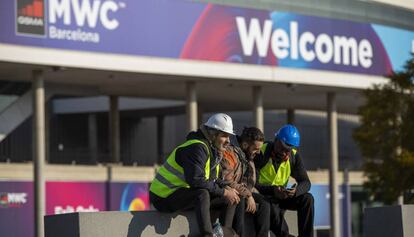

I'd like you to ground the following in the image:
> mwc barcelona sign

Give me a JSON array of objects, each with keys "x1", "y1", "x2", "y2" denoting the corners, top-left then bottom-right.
[
  {"x1": 1, "y1": 0, "x2": 413, "y2": 76},
  {"x1": 16, "y1": 0, "x2": 123, "y2": 41}
]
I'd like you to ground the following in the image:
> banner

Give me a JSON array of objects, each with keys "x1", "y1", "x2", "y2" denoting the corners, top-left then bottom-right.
[
  {"x1": 109, "y1": 182, "x2": 149, "y2": 211},
  {"x1": 0, "y1": 0, "x2": 413, "y2": 76},
  {"x1": 46, "y1": 181, "x2": 106, "y2": 215},
  {"x1": 0, "y1": 181, "x2": 152, "y2": 237}
]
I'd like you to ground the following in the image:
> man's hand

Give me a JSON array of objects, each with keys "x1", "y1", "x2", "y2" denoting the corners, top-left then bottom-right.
[
  {"x1": 224, "y1": 188, "x2": 240, "y2": 205},
  {"x1": 284, "y1": 187, "x2": 296, "y2": 198},
  {"x1": 246, "y1": 196, "x2": 256, "y2": 214},
  {"x1": 273, "y1": 186, "x2": 288, "y2": 200}
]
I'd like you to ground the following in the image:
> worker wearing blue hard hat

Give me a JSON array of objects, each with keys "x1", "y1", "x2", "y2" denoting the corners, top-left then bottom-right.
[{"x1": 254, "y1": 124, "x2": 314, "y2": 237}]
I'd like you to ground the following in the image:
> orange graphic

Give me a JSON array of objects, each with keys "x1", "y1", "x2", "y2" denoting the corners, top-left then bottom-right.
[
  {"x1": 128, "y1": 198, "x2": 146, "y2": 211},
  {"x1": 19, "y1": 0, "x2": 43, "y2": 18}
]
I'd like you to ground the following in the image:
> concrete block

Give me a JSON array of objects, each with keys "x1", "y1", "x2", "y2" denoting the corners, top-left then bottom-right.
[
  {"x1": 45, "y1": 210, "x2": 298, "y2": 237},
  {"x1": 364, "y1": 205, "x2": 414, "y2": 237},
  {"x1": 45, "y1": 211, "x2": 200, "y2": 237}
]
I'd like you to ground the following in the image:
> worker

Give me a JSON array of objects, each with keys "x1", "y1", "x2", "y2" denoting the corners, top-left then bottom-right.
[
  {"x1": 254, "y1": 124, "x2": 314, "y2": 237},
  {"x1": 149, "y1": 113, "x2": 240, "y2": 237},
  {"x1": 220, "y1": 127, "x2": 270, "y2": 236}
]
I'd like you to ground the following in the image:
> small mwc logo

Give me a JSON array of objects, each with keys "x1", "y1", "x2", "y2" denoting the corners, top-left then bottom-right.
[
  {"x1": 16, "y1": 0, "x2": 46, "y2": 36},
  {"x1": 0, "y1": 192, "x2": 28, "y2": 208}
]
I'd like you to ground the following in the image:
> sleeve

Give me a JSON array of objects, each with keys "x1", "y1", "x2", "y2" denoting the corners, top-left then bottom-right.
[
  {"x1": 230, "y1": 183, "x2": 252, "y2": 198},
  {"x1": 254, "y1": 152, "x2": 275, "y2": 195},
  {"x1": 175, "y1": 143, "x2": 225, "y2": 197},
  {"x1": 290, "y1": 152, "x2": 311, "y2": 197},
  {"x1": 244, "y1": 160, "x2": 256, "y2": 191},
  {"x1": 219, "y1": 147, "x2": 252, "y2": 197},
  {"x1": 234, "y1": 155, "x2": 252, "y2": 197}
]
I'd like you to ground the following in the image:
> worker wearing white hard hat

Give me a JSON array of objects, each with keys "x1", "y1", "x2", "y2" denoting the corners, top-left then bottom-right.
[{"x1": 150, "y1": 113, "x2": 240, "y2": 237}]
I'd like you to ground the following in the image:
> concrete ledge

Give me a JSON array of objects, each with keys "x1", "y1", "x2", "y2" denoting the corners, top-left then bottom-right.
[
  {"x1": 0, "y1": 163, "x2": 33, "y2": 180},
  {"x1": 0, "y1": 163, "x2": 364, "y2": 185},
  {"x1": 0, "y1": 163, "x2": 155, "y2": 182},
  {"x1": 45, "y1": 211, "x2": 201, "y2": 237},
  {"x1": 45, "y1": 164, "x2": 108, "y2": 181},
  {"x1": 45, "y1": 210, "x2": 298, "y2": 237},
  {"x1": 364, "y1": 205, "x2": 414, "y2": 237},
  {"x1": 109, "y1": 165, "x2": 155, "y2": 182}
]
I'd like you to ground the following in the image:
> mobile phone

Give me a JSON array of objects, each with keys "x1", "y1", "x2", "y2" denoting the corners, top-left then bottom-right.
[{"x1": 286, "y1": 183, "x2": 297, "y2": 191}]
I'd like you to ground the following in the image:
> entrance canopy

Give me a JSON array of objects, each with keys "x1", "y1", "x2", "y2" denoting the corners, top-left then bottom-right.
[{"x1": 0, "y1": 55, "x2": 385, "y2": 114}]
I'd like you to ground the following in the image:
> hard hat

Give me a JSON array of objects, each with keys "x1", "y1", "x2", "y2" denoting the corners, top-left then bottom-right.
[
  {"x1": 275, "y1": 124, "x2": 300, "y2": 148},
  {"x1": 204, "y1": 113, "x2": 235, "y2": 135}
]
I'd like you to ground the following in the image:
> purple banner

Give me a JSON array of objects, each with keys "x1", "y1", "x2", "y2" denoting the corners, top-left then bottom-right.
[
  {"x1": 0, "y1": 181, "x2": 34, "y2": 237},
  {"x1": 0, "y1": 0, "x2": 413, "y2": 76}
]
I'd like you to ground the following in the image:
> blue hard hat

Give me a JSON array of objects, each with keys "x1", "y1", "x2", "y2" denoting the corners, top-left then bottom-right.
[{"x1": 275, "y1": 124, "x2": 300, "y2": 148}]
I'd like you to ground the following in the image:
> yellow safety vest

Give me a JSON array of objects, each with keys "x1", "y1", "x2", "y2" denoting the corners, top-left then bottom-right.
[
  {"x1": 150, "y1": 139, "x2": 219, "y2": 198},
  {"x1": 258, "y1": 143, "x2": 296, "y2": 187}
]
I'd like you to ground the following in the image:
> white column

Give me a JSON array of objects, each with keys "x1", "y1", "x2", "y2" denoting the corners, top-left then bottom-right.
[
  {"x1": 33, "y1": 70, "x2": 45, "y2": 237},
  {"x1": 186, "y1": 81, "x2": 198, "y2": 132},
  {"x1": 109, "y1": 96, "x2": 120, "y2": 163},
  {"x1": 253, "y1": 86, "x2": 264, "y2": 131},
  {"x1": 328, "y1": 92, "x2": 340, "y2": 237},
  {"x1": 398, "y1": 195, "x2": 404, "y2": 205}
]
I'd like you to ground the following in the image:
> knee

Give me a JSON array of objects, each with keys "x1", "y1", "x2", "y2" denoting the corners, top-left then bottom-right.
[
  {"x1": 300, "y1": 193, "x2": 314, "y2": 207},
  {"x1": 235, "y1": 197, "x2": 246, "y2": 210},
  {"x1": 269, "y1": 203, "x2": 282, "y2": 219},
  {"x1": 261, "y1": 203, "x2": 271, "y2": 219},
  {"x1": 195, "y1": 189, "x2": 210, "y2": 202},
  {"x1": 240, "y1": 197, "x2": 247, "y2": 205},
  {"x1": 259, "y1": 200, "x2": 271, "y2": 215}
]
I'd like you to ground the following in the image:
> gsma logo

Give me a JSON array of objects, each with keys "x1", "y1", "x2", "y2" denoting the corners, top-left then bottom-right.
[
  {"x1": 16, "y1": 0, "x2": 45, "y2": 36},
  {"x1": 0, "y1": 193, "x2": 8, "y2": 207}
]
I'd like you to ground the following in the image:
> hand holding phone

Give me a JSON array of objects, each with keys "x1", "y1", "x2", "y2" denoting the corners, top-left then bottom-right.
[
  {"x1": 286, "y1": 183, "x2": 297, "y2": 191},
  {"x1": 273, "y1": 186, "x2": 289, "y2": 200},
  {"x1": 285, "y1": 183, "x2": 297, "y2": 197}
]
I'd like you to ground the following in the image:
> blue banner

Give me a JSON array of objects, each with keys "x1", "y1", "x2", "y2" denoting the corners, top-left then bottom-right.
[{"x1": 0, "y1": 0, "x2": 413, "y2": 76}]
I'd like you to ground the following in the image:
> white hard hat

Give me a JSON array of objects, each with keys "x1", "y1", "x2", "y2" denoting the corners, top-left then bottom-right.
[{"x1": 204, "y1": 113, "x2": 235, "y2": 135}]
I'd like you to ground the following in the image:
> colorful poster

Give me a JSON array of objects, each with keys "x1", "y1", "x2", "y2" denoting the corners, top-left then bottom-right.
[
  {"x1": 0, "y1": 181, "x2": 34, "y2": 237},
  {"x1": 0, "y1": 181, "x2": 150, "y2": 237},
  {"x1": 0, "y1": 0, "x2": 413, "y2": 76},
  {"x1": 109, "y1": 182, "x2": 150, "y2": 211},
  {"x1": 46, "y1": 181, "x2": 106, "y2": 215}
]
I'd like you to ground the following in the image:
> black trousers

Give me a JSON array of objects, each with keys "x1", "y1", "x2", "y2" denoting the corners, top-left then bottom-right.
[
  {"x1": 233, "y1": 193, "x2": 270, "y2": 237},
  {"x1": 150, "y1": 188, "x2": 235, "y2": 237},
  {"x1": 268, "y1": 193, "x2": 314, "y2": 237}
]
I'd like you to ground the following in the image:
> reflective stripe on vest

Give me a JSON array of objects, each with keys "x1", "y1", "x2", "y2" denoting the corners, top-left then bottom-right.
[
  {"x1": 150, "y1": 139, "x2": 218, "y2": 198},
  {"x1": 258, "y1": 143, "x2": 296, "y2": 187}
]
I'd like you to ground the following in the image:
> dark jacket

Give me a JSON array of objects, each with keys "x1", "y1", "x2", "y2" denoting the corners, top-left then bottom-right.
[
  {"x1": 170, "y1": 129, "x2": 224, "y2": 197},
  {"x1": 254, "y1": 141, "x2": 311, "y2": 197}
]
